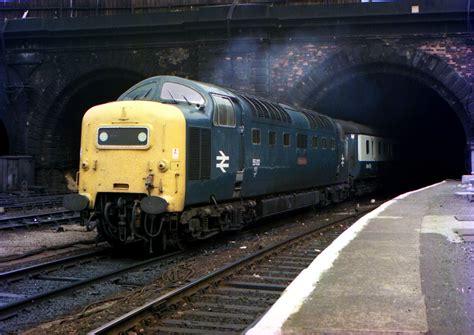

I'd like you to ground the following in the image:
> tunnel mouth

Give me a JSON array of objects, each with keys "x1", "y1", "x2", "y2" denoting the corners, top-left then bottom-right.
[
  {"x1": 0, "y1": 119, "x2": 8, "y2": 156},
  {"x1": 38, "y1": 70, "x2": 144, "y2": 192},
  {"x1": 308, "y1": 71, "x2": 467, "y2": 193}
]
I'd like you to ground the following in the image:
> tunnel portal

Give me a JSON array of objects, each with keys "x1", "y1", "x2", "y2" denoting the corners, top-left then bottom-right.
[
  {"x1": 315, "y1": 72, "x2": 466, "y2": 191},
  {"x1": 37, "y1": 70, "x2": 144, "y2": 191}
]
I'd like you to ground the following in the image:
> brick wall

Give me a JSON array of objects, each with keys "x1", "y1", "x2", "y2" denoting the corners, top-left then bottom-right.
[{"x1": 3, "y1": 32, "x2": 474, "y2": 189}]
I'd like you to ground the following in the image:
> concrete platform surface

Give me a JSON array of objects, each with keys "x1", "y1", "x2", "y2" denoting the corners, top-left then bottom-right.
[{"x1": 247, "y1": 181, "x2": 474, "y2": 334}]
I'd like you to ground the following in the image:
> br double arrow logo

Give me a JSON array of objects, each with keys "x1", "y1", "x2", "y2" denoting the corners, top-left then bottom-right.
[{"x1": 216, "y1": 150, "x2": 230, "y2": 173}]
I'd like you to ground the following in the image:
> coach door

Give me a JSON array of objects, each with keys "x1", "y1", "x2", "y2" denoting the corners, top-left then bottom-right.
[{"x1": 211, "y1": 94, "x2": 242, "y2": 199}]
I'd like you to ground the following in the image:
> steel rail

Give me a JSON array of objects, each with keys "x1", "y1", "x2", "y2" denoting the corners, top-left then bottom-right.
[
  {"x1": 0, "y1": 239, "x2": 101, "y2": 263},
  {"x1": 0, "y1": 209, "x2": 79, "y2": 230},
  {"x1": 0, "y1": 248, "x2": 109, "y2": 281},
  {"x1": 0, "y1": 250, "x2": 185, "y2": 320},
  {"x1": 0, "y1": 194, "x2": 64, "y2": 206},
  {"x1": 89, "y1": 209, "x2": 372, "y2": 334},
  {"x1": 1, "y1": 197, "x2": 64, "y2": 212}
]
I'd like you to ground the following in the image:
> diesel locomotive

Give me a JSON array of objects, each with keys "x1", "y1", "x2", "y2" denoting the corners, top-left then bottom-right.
[{"x1": 64, "y1": 76, "x2": 397, "y2": 250}]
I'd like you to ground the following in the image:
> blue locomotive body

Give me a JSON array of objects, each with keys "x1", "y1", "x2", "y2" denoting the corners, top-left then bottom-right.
[
  {"x1": 175, "y1": 78, "x2": 344, "y2": 208},
  {"x1": 66, "y1": 75, "x2": 397, "y2": 247}
]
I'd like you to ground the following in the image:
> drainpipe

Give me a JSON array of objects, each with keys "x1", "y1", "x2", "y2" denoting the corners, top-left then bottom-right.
[
  {"x1": 226, "y1": 0, "x2": 239, "y2": 87},
  {"x1": 470, "y1": 139, "x2": 474, "y2": 174},
  {"x1": 1, "y1": 18, "x2": 9, "y2": 106},
  {"x1": 226, "y1": 0, "x2": 239, "y2": 38}
]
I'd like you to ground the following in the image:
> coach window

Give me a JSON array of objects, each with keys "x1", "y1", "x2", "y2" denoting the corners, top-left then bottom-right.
[
  {"x1": 322, "y1": 137, "x2": 327, "y2": 149},
  {"x1": 283, "y1": 133, "x2": 290, "y2": 147},
  {"x1": 269, "y1": 131, "x2": 276, "y2": 146},
  {"x1": 161, "y1": 82, "x2": 205, "y2": 105},
  {"x1": 378, "y1": 142, "x2": 382, "y2": 155},
  {"x1": 366, "y1": 140, "x2": 370, "y2": 155},
  {"x1": 312, "y1": 136, "x2": 318, "y2": 149},
  {"x1": 297, "y1": 134, "x2": 307, "y2": 149},
  {"x1": 252, "y1": 129, "x2": 261, "y2": 145},
  {"x1": 330, "y1": 139, "x2": 336, "y2": 150},
  {"x1": 212, "y1": 95, "x2": 236, "y2": 127}
]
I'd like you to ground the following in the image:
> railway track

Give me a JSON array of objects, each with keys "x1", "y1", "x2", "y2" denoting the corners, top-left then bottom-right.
[
  {"x1": 0, "y1": 248, "x2": 184, "y2": 321},
  {"x1": 89, "y1": 210, "x2": 369, "y2": 335},
  {"x1": 0, "y1": 208, "x2": 80, "y2": 230},
  {"x1": 0, "y1": 194, "x2": 65, "y2": 212}
]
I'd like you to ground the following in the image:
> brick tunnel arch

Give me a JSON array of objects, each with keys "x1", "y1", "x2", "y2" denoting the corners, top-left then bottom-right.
[
  {"x1": 35, "y1": 68, "x2": 145, "y2": 191},
  {"x1": 289, "y1": 44, "x2": 473, "y2": 187}
]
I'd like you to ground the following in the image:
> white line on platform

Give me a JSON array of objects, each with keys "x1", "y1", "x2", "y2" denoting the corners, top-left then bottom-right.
[{"x1": 246, "y1": 180, "x2": 446, "y2": 335}]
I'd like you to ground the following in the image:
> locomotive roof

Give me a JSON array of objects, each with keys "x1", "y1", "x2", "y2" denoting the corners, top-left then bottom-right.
[{"x1": 126, "y1": 76, "x2": 385, "y2": 135}]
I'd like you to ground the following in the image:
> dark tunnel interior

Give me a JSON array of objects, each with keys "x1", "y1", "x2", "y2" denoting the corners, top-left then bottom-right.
[
  {"x1": 0, "y1": 119, "x2": 8, "y2": 155},
  {"x1": 49, "y1": 74, "x2": 141, "y2": 190},
  {"x1": 316, "y1": 72, "x2": 467, "y2": 192}
]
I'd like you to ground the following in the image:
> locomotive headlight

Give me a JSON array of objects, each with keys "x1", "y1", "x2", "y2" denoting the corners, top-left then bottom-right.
[
  {"x1": 137, "y1": 132, "x2": 147, "y2": 143},
  {"x1": 99, "y1": 131, "x2": 109, "y2": 142}
]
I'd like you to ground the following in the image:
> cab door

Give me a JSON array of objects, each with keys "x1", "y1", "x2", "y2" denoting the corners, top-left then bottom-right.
[
  {"x1": 336, "y1": 124, "x2": 349, "y2": 183},
  {"x1": 211, "y1": 95, "x2": 242, "y2": 201}
]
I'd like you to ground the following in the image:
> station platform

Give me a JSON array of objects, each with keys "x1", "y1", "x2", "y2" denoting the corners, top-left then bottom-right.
[{"x1": 247, "y1": 180, "x2": 474, "y2": 334}]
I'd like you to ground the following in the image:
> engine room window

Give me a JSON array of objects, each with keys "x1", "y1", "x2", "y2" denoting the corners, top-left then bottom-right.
[
  {"x1": 297, "y1": 134, "x2": 307, "y2": 149},
  {"x1": 160, "y1": 82, "x2": 205, "y2": 105},
  {"x1": 283, "y1": 133, "x2": 290, "y2": 147},
  {"x1": 322, "y1": 137, "x2": 327, "y2": 149},
  {"x1": 269, "y1": 131, "x2": 276, "y2": 145},
  {"x1": 330, "y1": 139, "x2": 336, "y2": 150},
  {"x1": 312, "y1": 136, "x2": 318, "y2": 149},
  {"x1": 213, "y1": 95, "x2": 236, "y2": 127},
  {"x1": 252, "y1": 129, "x2": 261, "y2": 145},
  {"x1": 120, "y1": 82, "x2": 156, "y2": 101}
]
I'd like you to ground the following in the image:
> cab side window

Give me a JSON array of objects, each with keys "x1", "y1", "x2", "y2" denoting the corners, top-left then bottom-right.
[{"x1": 213, "y1": 95, "x2": 236, "y2": 127}]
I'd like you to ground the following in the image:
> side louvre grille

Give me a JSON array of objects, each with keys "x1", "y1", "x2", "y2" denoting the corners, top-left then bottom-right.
[
  {"x1": 188, "y1": 127, "x2": 211, "y2": 180},
  {"x1": 200, "y1": 129, "x2": 211, "y2": 179}
]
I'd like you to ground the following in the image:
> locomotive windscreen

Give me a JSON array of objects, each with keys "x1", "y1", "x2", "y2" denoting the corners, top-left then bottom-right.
[{"x1": 96, "y1": 126, "x2": 149, "y2": 148}]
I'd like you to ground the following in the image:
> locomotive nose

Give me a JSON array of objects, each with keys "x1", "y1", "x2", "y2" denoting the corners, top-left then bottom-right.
[{"x1": 76, "y1": 101, "x2": 186, "y2": 213}]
